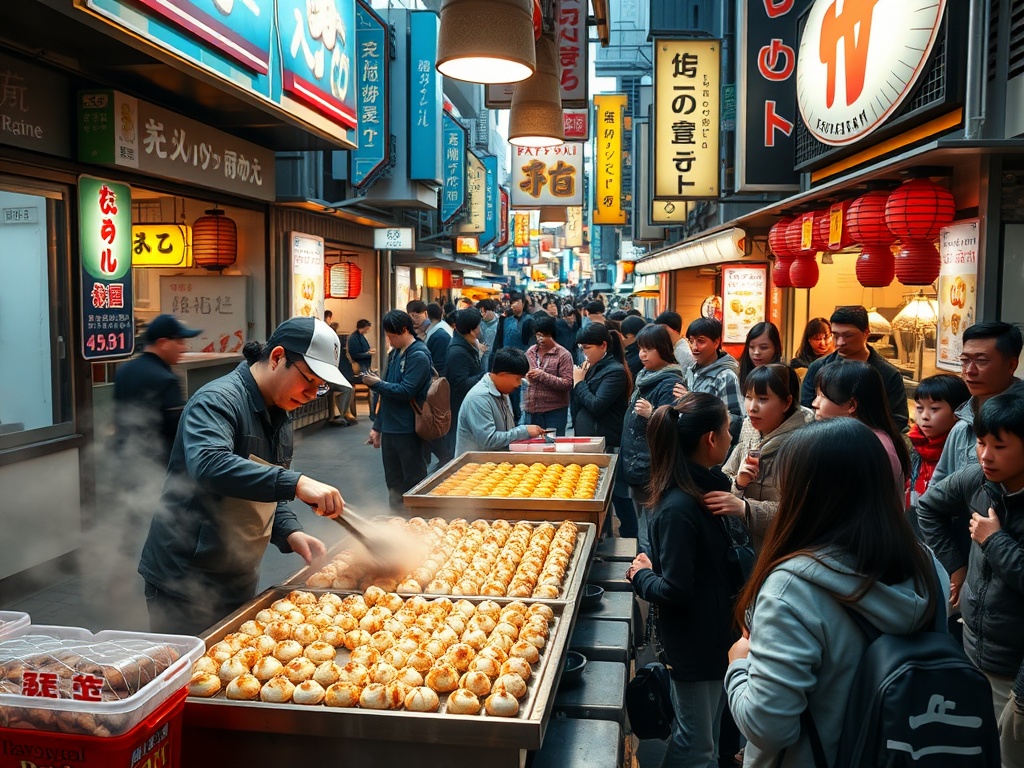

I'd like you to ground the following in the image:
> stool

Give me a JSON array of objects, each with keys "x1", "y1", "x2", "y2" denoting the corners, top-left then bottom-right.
[
  {"x1": 529, "y1": 717, "x2": 622, "y2": 768},
  {"x1": 570, "y1": 618, "x2": 630, "y2": 664},
  {"x1": 595, "y1": 537, "x2": 638, "y2": 562},
  {"x1": 553, "y1": 660, "x2": 627, "y2": 726},
  {"x1": 588, "y1": 559, "x2": 632, "y2": 592},
  {"x1": 580, "y1": 591, "x2": 638, "y2": 649}
]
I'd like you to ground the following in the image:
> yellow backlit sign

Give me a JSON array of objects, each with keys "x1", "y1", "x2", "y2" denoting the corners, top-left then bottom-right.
[
  {"x1": 131, "y1": 224, "x2": 192, "y2": 267},
  {"x1": 593, "y1": 94, "x2": 627, "y2": 224},
  {"x1": 456, "y1": 235, "x2": 479, "y2": 254}
]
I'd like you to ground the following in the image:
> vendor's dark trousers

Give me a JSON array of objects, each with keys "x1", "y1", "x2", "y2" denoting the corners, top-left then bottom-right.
[
  {"x1": 381, "y1": 432, "x2": 429, "y2": 511},
  {"x1": 145, "y1": 582, "x2": 241, "y2": 636}
]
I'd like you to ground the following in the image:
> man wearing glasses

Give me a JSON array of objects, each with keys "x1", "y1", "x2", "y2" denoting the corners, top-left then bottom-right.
[
  {"x1": 931, "y1": 321, "x2": 1024, "y2": 485},
  {"x1": 799, "y1": 305, "x2": 910, "y2": 433},
  {"x1": 139, "y1": 316, "x2": 349, "y2": 635}
]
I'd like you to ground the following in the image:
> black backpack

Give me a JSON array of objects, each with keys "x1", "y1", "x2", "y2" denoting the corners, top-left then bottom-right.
[
  {"x1": 625, "y1": 662, "x2": 674, "y2": 740},
  {"x1": 803, "y1": 569, "x2": 1000, "y2": 768}
]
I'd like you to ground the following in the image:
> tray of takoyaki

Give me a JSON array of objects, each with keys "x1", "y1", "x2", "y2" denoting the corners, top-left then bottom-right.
[
  {"x1": 285, "y1": 518, "x2": 594, "y2": 607},
  {"x1": 403, "y1": 452, "x2": 617, "y2": 516},
  {"x1": 186, "y1": 585, "x2": 577, "y2": 749}
]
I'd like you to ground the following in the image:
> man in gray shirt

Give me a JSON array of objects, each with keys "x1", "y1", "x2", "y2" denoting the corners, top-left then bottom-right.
[{"x1": 456, "y1": 348, "x2": 544, "y2": 454}]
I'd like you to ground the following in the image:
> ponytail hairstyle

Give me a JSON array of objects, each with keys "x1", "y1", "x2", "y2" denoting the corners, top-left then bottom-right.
[
  {"x1": 815, "y1": 361, "x2": 910, "y2": 479},
  {"x1": 646, "y1": 392, "x2": 728, "y2": 508},
  {"x1": 579, "y1": 322, "x2": 633, "y2": 397},
  {"x1": 243, "y1": 340, "x2": 268, "y2": 365},
  {"x1": 739, "y1": 321, "x2": 783, "y2": 388}
]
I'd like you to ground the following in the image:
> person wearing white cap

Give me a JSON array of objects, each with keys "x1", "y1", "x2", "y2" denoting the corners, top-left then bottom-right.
[{"x1": 139, "y1": 316, "x2": 351, "y2": 635}]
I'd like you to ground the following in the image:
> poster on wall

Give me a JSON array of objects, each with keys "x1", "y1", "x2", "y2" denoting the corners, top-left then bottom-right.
[
  {"x1": 395, "y1": 265, "x2": 411, "y2": 312},
  {"x1": 290, "y1": 231, "x2": 325, "y2": 319},
  {"x1": 936, "y1": 219, "x2": 979, "y2": 372},
  {"x1": 159, "y1": 275, "x2": 248, "y2": 353},
  {"x1": 721, "y1": 264, "x2": 767, "y2": 344}
]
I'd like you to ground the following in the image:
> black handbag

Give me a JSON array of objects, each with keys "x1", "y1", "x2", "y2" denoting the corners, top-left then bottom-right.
[{"x1": 626, "y1": 661, "x2": 675, "y2": 740}]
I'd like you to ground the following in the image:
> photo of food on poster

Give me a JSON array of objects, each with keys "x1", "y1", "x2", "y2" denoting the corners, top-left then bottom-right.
[
  {"x1": 700, "y1": 295, "x2": 723, "y2": 322},
  {"x1": 721, "y1": 265, "x2": 767, "y2": 344},
  {"x1": 290, "y1": 232, "x2": 325, "y2": 320},
  {"x1": 936, "y1": 220, "x2": 979, "y2": 372}
]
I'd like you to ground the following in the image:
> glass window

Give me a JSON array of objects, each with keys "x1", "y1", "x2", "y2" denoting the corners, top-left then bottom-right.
[{"x1": 0, "y1": 181, "x2": 73, "y2": 449}]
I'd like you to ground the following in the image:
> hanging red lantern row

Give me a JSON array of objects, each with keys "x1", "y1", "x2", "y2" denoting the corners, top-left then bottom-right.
[
  {"x1": 768, "y1": 216, "x2": 796, "y2": 288},
  {"x1": 847, "y1": 191, "x2": 896, "y2": 287},
  {"x1": 811, "y1": 209, "x2": 832, "y2": 253},
  {"x1": 826, "y1": 200, "x2": 856, "y2": 251},
  {"x1": 885, "y1": 178, "x2": 956, "y2": 286},
  {"x1": 788, "y1": 214, "x2": 819, "y2": 289}
]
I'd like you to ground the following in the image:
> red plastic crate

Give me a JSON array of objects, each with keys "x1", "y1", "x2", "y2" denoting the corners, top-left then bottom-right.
[{"x1": 0, "y1": 686, "x2": 186, "y2": 768}]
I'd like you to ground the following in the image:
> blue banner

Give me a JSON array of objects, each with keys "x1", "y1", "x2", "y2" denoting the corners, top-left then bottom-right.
[
  {"x1": 481, "y1": 155, "x2": 498, "y2": 247},
  {"x1": 350, "y1": 1, "x2": 390, "y2": 188},
  {"x1": 279, "y1": 0, "x2": 357, "y2": 130},
  {"x1": 408, "y1": 12, "x2": 442, "y2": 183},
  {"x1": 441, "y1": 113, "x2": 467, "y2": 225}
]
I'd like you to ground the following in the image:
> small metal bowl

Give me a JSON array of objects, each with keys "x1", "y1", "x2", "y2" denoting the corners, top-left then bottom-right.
[
  {"x1": 580, "y1": 583, "x2": 605, "y2": 610},
  {"x1": 561, "y1": 651, "x2": 587, "y2": 686}
]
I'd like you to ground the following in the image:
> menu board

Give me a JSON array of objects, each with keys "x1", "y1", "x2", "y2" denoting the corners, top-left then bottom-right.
[
  {"x1": 290, "y1": 232, "x2": 325, "y2": 319},
  {"x1": 721, "y1": 265, "x2": 767, "y2": 344},
  {"x1": 936, "y1": 219, "x2": 979, "y2": 372},
  {"x1": 159, "y1": 275, "x2": 248, "y2": 354}
]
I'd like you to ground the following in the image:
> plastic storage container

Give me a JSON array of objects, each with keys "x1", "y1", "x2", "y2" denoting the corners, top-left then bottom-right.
[
  {"x1": 0, "y1": 625, "x2": 203, "y2": 736},
  {"x1": 0, "y1": 611, "x2": 29, "y2": 640},
  {"x1": 0, "y1": 686, "x2": 187, "y2": 768},
  {"x1": 510, "y1": 436, "x2": 607, "y2": 453}
]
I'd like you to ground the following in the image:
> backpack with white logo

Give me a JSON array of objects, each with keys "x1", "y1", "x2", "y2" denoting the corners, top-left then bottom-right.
[{"x1": 804, "y1": 569, "x2": 1000, "y2": 768}]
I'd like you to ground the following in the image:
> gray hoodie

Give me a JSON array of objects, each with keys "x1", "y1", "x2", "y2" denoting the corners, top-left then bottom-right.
[
  {"x1": 726, "y1": 551, "x2": 946, "y2": 768},
  {"x1": 686, "y1": 351, "x2": 743, "y2": 444},
  {"x1": 932, "y1": 377, "x2": 1024, "y2": 484}
]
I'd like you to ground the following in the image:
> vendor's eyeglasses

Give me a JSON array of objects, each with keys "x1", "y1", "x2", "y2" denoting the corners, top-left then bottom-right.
[{"x1": 286, "y1": 353, "x2": 330, "y2": 396}]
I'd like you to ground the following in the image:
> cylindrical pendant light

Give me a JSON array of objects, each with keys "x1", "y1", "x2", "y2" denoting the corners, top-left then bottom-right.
[
  {"x1": 192, "y1": 208, "x2": 237, "y2": 271},
  {"x1": 436, "y1": 0, "x2": 536, "y2": 84},
  {"x1": 508, "y1": 34, "x2": 564, "y2": 148},
  {"x1": 538, "y1": 206, "x2": 567, "y2": 227}
]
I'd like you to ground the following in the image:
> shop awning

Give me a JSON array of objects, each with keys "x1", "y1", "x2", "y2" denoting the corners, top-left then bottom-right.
[{"x1": 636, "y1": 228, "x2": 764, "y2": 275}]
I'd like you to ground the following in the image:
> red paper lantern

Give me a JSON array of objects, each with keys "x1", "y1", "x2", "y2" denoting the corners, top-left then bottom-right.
[
  {"x1": 772, "y1": 259, "x2": 793, "y2": 289},
  {"x1": 825, "y1": 200, "x2": 856, "y2": 251},
  {"x1": 328, "y1": 262, "x2": 363, "y2": 299},
  {"x1": 884, "y1": 178, "x2": 956, "y2": 241},
  {"x1": 846, "y1": 191, "x2": 896, "y2": 287},
  {"x1": 811, "y1": 210, "x2": 832, "y2": 253},
  {"x1": 192, "y1": 208, "x2": 237, "y2": 270},
  {"x1": 895, "y1": 241, "x2": 942, "y2": 286},
  {"x1": 855, "y1": 246, "x2": 895, "y2": 287},
  {"x1": 785, "y1": 215, "x2": 816, "y2": 257},
  {"x1": 769, "y1": 217, "x2": 796, "y2": 288},
  {"x1": 789, "y1": 256, "x2": 819, "y2": 289}
]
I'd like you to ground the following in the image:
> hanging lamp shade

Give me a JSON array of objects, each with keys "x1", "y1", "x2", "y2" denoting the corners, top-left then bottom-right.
[
  {"x1": 508, "y1": 34, "x2": 565, "y2": 147},
  {"x1": 847, "y1": 191, "x2": 896, "y2": 288},
  {"x1": 192, "y1": 208, "x2": 237, "y2": 270},
  {"x1": 538, "y1": 205, "x2": 567, "y2": 226},
  {"x1": 328, "y1": 262, "x2": 363, "y2": 299},
  {"x1": 768, "y1": 217, "x2": 796, "y2": 288},
  {"x1": 436, "y1": 0, "x2": 536, "y2": 84}
]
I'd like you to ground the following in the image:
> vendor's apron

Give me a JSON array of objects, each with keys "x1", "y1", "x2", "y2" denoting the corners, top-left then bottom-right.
[{"x1": 215, "y1": 455, "x2": 279, "y2": 601}]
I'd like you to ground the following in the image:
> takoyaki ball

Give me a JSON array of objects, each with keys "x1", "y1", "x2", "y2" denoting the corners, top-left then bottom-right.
[
  {"x1": 381, "y1": 648, "x2": 409, "y2": 669},
  {"x1": 313, "y1": 661, "x2": 342, "y2": 687},
  {"x1": 404, "y1": 685, "x2": 440, "y2": 713},
  {"x1": 272, "y1": 640, "x2": 304, "y2": 663},
  {"x1": 252, "y1": 656, "x2": 284, "y2": 683},
  {"x1": 238, "y1": 620, "x2": 265, "y2": 637},
  {"x1": 283, "y1": 657, "x2": 317, "y2": 684},
  {"x1": 509, "y1": 640, "x2": 541, "y2": 665},
  {"x1": 337, "y1": 661, "x2": 370, "y2": 688},
  {"x1": 349, "y1": 645, "x2": 380, "y2": 668},
  {"x1": 264, "y1": 621, "x2": 293, "y2": 642},
  {"x1": 304, "y1": 641, "x2": 337, "y2": 663},
  {"x1": 368, "y1": 662, "x2": 398, "y2": 685},
  {"x1": 260, "y1": 676, "x2": 295, "y2": 703},
  {"x1": 293, "y1": 680, "x2": 326, "y2": 706},
  {"x1": 321, "y1": 627, "x2": 347, "y2": 648},
  {"x1": 333, "y1": 613, "x2": 359, "y2": 632},
  {"x1": 446, "y1": 688, "x2": 481, "y2": 715},
  {"x1": 491, "y1": 673, "x2": 528, "y2": 700},
  {"x1": 519, "y1": 625, "x2": 548, "y2": 650},
  {"x1": 469, "y1": 655, "x2": 502, "y2": 679},
  {"x1": 484, "y1": 691, "x2": 519, "y2": 718},
  {"x1": 218, "y1": 656, "x2": 251, "y2": 684},
  {"x1": 459, "y1": 670, "x2": 493, "y2": 698},
  {"x1": 324, "y1": 681, "x2": 362, "y2": 708},
  {"x1": 225, "y1": 673, "x2": 261, "y2": 701},
  {"x1": 359, "y1": 682, "x2": 389, "y2": 710},
  {"x1": 343, "y1": 629, "x2": 372, "y2": 651},
  {"x1": 424, "y1": 663, "x2": 460, "y2": 693},
  {"x1": 192, "y1": 656, "x2": 219, "y2": 676},
  {"x1": 188, "y1": 672, "x2": 221, "y2": 698},
  {"x1": 254, "y1": 635, "x2": 278, "y2": 657},
  {"x1": 501, "y1": 657, "x2": 533, "y2": 681},
  {"x1": 364, "y1": 585, "x2": 387, "y2": 607},
  {"x1": 527, "y1": 604, "x2": 555, "y2": 623},
  {"x1": 406, "y1": 649, "x2": 435, "y2": 673}
]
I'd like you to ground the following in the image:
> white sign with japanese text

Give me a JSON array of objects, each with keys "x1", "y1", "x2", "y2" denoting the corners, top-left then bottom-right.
[
  {"x1": 159, "y1": 275, "x2": 249, "y2": 354},
  {"x1": 936, "y1": 219, "x2": 979, "y2": 371},
  {"x1": 510, "y1": 143, "x2": 584, "y2": 207},
  {"x1": 721, "y1": 265, "x2": 767, "y2": 344},
  {"x1": 374, "y1": 228, "x2": 415, "y2": 250}
]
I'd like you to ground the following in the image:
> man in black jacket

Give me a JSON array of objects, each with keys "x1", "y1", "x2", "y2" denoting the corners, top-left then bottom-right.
[
  {"x1": 620, "y1": 315, "x2": 647, "y2": 379},
  {"x1": 446, "y1": 308, "x2": 485, "y2": 457}
]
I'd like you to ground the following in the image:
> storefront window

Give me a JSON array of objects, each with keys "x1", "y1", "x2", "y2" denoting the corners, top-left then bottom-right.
[{"x1": 0, "y1": 182, "x2": 73, "y2": 448}]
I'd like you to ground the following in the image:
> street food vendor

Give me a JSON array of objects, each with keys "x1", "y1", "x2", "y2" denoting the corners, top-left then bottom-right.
[{"x1": 139, "y1": 317, "x2": 350, "y2": 635}]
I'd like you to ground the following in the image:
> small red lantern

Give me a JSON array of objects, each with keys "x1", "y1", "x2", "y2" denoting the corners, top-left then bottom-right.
[
  {"x1": 885, "y1": 179, "x2": 955, "y2": 286},
  {"x1": 192, "y1": 208, "x2": 237, "y2": 270},
  {"x1": 789, "y1": 256, "x2": 819, "y2": 289},
  {"x1": 855, "y1": 248, "x2": 896, "y2": 287},
  {"x1": 895, "y1": 241, "x2": 942, "y2": 286},
  {"x1": 769, "y1": 217, "x2": 796, "y2": 288},
  {"x1": 812, "y1": 210, "x2": 832, "y2": 253},
  {"x1": 847, "y1": 191, "x2": 896, "y2": 288},
  {"x1": 772, "y1": 259, "x2": 792, "y2": 289}
]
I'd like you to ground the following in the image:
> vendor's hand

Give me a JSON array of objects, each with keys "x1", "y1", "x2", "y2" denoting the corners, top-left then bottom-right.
[
  {"x1": 736, "y1": 455, "x2": 760, "y2": 489},
  {"x1": 361, "y1": 373, "x2": 380, "y2": 387},
  {"x1": 634, "y1": 398, "x2": 653, "y2": 419},
  {"x1": 970, "y1": 507, "x2": 1001, "y2": 545},
  {"x1": 949, "y1": 566, "x2": 967, "y2": 609},
  {"x1": 526, "y1": 425, "x2": 546, "y2": 438},
  {"x1": 368, "y1": 429, "x2": 382, "y2": 449},
  {"x1": 296, "y1": 475, "x2": 345, "y2": 518},
  {"x1": 287, "y1": 531, "x2": 327, "y2": 566},
  {"x1": 572, "y1": 365, "x2": 587, "y2": 385},
  {"x1": 728, "y1": 635, "x2": 751, "y2": 664},
  {"x1": 672, "y1": 382, "x2": 688, "y2": 401},
  {"x1": 704, "y1": 490, "x2": 746, "y2": 517},
  {"x1": 625, "y1": 552, "x2": 652, "y2": 581}
]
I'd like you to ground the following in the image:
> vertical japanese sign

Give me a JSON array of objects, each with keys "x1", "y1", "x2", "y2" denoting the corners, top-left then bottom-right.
[
  {"x1": 497, "y1": 187, "x2": 510, "y2": 248},
  {"x1": 735, "y1": 0, "x2": 799, "y2": 191},
  {"x1": 511, "y1": 144, "x2": 584, "y2": 207},
  {"x1": 440, "y1": 112, "x2": 467, "y2": 225},
  {"x1": 78, "y1": 176, "x2": 133, "y2": 360},
  {"x1": 654, "y1": 39, "x2": 720, "y2": 199},
  {"x1": 564, "y1": 206, "x2": 583, "y2": 248},
  {"x1": 481, "y1": 155, "x2": 499, "y2": 247},
  {"x1": 278, "y1": 0, "x2": 357, "y2": 130},
  {"x1": 556, "y1": 0, "x2": 588, "y2": 108},
  {"x1": 937, "y1": 219, "x2": 979, "y2": 371},
  {"x1": 721, "y1": 264, "x2": 767, "y2": 344},
  {"x1": 290, "y1": 232, "x2": 325, "y2": 320},
  {"x1": 350, "y1": 0, "x2": 390, "y2": 188},
  {"x1": 514, "y1": 213, "x2": 531, "y2": 247},
  {"x1": 457, "y1": 153, "x2": 486, "y2": 234},
  {"x1": 408, "y1": 11, "x2": 442, "y2": 183},
  {"x1": 593, "y1": 94, "x2": 627, "y2": 225}
]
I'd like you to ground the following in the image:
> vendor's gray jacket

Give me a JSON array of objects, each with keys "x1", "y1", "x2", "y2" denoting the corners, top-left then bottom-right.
[
  {"x1": 918, "y1": 464, "x2": 1024, "y2": 676},
  {"x1": 455, "y1": 375, "x2": 530, "y2": 454},
  {"x1": 139, "y1": 362, "x2": 303, "y2": 605}
]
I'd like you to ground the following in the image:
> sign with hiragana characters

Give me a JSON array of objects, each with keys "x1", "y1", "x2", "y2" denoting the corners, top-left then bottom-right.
[
  {"x1": 78, "y1": 176, "x2": 134, "y2": 361},
  {"x1": 408, "y1": 11, "x2": 442, "y2": 184},
  {"x1": 131, "y1": 224, "x2": 193, "y2": 268},
  {"x1": 440, "y1": 112, "x2": 467, "y2": 225},
  {"x1": 564, "y1": 206, "x2": 583, "y2": 248},
  {"x1": 510, "y1": 143, "x2": 584, "y2": 207},
  {"x1": 654, "y1": 39, "x2": 720, "y2": 199},
  {"x1": 457, "y1": 152, "x2": 487, "y2": 234},
  {"x1": 555, "y1": 0, "x2": 588, "y2": 107},
  {"x1": 350, "y1": 0, "x2": 391, "y2": 188},
  {"x1": 593, "y1": 94, "x2": 627, "y2": 225},
  {"x1": 278, "y1": 0, "x2": 357, "y2": 130}
]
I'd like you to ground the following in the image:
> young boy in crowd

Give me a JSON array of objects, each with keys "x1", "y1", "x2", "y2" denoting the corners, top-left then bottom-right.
[
  {"x1": 918, "y1": 393, "x2": 1024, "y2": 765},
  {"x1": 907, "y1": 373, "x2": 970, "y2": 534}
]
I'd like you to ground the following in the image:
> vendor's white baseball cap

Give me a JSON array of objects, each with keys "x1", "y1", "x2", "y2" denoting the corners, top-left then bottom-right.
[{"x1": 268, "y1": 317, "x2": 351, "y2": 389}]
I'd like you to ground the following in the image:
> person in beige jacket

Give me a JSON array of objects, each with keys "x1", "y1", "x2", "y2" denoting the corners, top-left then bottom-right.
[{"x1": 705, "y1": 364, "x2": 813, "y2": 550}]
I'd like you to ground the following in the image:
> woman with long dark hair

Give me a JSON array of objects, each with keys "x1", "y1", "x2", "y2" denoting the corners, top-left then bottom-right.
[
  {"x1": 789, "y1": 317, "x2": 833, "y2": 384},
  {"x1": 812, "y1": 360, "x2": 910, "y2": 493},
  {"x1": 626, "y1": 393, "x2": 738, "y2": 768},
  {"x1": 738, "y1": 322, "x2": 783, "y2": 390},
  {"x1": 725, "y1": 419, "x2": 944, "y2": 767}
]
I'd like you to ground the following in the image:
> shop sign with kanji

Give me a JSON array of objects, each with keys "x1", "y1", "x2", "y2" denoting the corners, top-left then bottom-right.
[
  {"x1": 408, "y1": 11, "x2": 442, "y2": 184},
  {"x1": 131, "y1": 224, "x2": 192, "y2": 268},
  {"x1": 350, "y1": 0, "x2": 392, "y2": 189},
  {"x1": 654, "y1": 39, "x2": 720, "y2": 199},
  {"x1": 440, "y1": 112, "x2": 467, "y2": 225},
  {"x1": 593, "y1": 93, "x2": 626, "y2": 225},
  {"x1": 457, "y1": 152, "x2": 487, "y2": 234},
  {"x1": 78, "y1": 175, "x2": 134, "y2": 360},
  {"x1": 511, "y1": 143, "x2": 584, "y2": 207}
]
